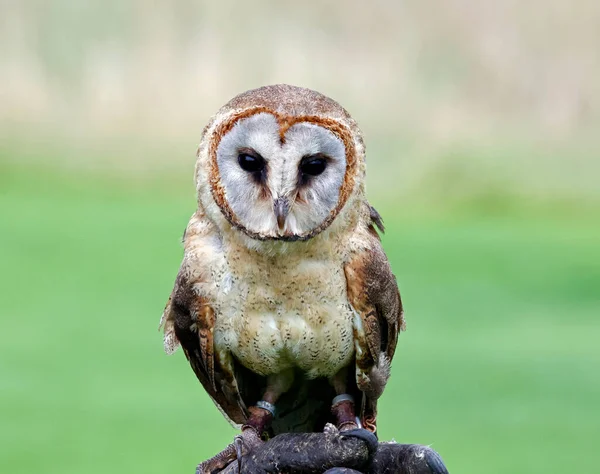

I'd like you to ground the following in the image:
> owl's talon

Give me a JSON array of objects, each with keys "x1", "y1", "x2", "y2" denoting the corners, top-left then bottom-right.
[
  {"x1": 234, "y1": 436, "x2": 244, "y2": 472},
  {"x1": 341, "y1": 428, "x2": 379, "y2": 458},
  {"x1": 195, "y1": 429, "x2": 263, "y2": 474}
]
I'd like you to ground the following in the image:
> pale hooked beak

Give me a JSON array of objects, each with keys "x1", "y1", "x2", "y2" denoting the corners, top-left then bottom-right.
[{"x1": 273, "y1": 196, "x2": 290, "y2": 232}]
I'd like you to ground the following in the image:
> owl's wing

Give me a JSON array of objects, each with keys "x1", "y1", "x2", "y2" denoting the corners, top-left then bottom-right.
[
  {"x1": 344, "y1": 211, "x2": 404, "y2": 431},
  {"x1": 160, "y1": 213, "x2": 255, "y2": 428},
  {"x1": 161, "y1": 269, "x2": 254, "y2": 427}
]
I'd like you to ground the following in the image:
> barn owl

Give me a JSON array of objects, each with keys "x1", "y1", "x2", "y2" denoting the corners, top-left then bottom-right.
[{"x1": 160, "y1": 84, "x2": 404, "y2": 472}]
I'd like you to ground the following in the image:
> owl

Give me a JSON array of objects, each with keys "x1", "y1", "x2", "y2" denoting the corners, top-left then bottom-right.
[{"x1": 160, "y1": 84, "x2": 404, "y2": 472}]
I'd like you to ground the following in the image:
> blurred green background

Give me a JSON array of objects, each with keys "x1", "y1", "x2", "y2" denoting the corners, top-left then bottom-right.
[{"x1": 1, "y1": 2, "x2": 599, "y2": 473}]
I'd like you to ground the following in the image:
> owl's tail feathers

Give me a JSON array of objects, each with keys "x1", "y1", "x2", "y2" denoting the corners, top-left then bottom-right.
[
  {"x1": 362, "y1": 354, "x2": 391, "y2": 401},
  {"x1": 159, "y1": 301, "x2": 181, "y2": 355}
]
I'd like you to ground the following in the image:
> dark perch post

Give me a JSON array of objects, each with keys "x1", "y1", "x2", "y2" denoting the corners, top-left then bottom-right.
[{"x1": 202, "y1": 430, "x2": 449, "y2": 474}]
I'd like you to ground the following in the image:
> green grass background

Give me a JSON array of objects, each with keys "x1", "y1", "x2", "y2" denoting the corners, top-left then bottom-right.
[
  {"x1": 1, "y1": 163, "x2": 598, "y2": 474},
  {"x1": 2, "y1": 2, "x2": 599, "y2": 472}
]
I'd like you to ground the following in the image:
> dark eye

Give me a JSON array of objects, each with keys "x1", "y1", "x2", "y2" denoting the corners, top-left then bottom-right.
[
  {"x1": 300, "y1": 155, "x2": 327, "y2": 176},
  {"x1": 238, "y1": 150, "x2": 265, "y2": 173}
]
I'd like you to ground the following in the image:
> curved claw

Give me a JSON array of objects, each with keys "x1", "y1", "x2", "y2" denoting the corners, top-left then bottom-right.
[
  {"x1": 424, "y1": 447, "x2": 450, "y2": 474},
  {"x1": 234, "y1": 436, "x2": 244, "y2": 473},
  {"x1": 340, "y1": 428, "x2": 379, "y2": 458}
]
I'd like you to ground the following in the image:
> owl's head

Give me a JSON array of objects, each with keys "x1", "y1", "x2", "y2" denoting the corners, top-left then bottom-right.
[{"x1": 195, "y1": 85, "x2": 366, "y2": 243}]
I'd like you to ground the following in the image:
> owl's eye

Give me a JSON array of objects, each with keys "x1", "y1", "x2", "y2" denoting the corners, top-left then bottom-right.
[
  {"x1": 300, "y1": 155, "x2": 327, "y2": 177},
  {"x1": 238, "y1": 149, "x2": 265, "y2": 173}
]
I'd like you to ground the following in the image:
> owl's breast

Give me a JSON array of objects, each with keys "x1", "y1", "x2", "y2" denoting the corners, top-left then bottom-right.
[{"x1": 213, "y1": 254, "x2": 356, "y2": 378}]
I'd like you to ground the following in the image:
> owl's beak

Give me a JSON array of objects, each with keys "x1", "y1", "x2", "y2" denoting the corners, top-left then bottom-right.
[{"x1": 273, "y1": 197, "x2": 290, "y2": 232}]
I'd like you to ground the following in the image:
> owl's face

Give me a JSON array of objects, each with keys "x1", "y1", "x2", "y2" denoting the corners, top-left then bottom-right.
[
  {"x1": 216, "y1": 112, "x2": 347, "y2": 239},
  {"x1": 196, "y1": 85, "x2": 366, "y2": 242}
]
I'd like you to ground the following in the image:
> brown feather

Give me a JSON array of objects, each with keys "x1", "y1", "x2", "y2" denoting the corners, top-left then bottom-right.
[
  {"x1": 167, "y1": 269, "x2": 249, "y2": 426},
  {"x1": 369, "y1": 206, "x2": 385, "y2": 234},
  {"x1": 344, "y1": 219, "x2": 404, "y2": 430},
  {"x1": 197, "y1": 304, "x2": 216, "y2": 391}
]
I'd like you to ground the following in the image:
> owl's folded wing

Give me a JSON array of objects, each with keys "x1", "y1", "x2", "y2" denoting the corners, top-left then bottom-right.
[
  {"x1": 160, "y1": 261, "x2": 249, "y2": 428},
  {"x1": 344, "y1": 214, "x2": 404, "y2": 429}
]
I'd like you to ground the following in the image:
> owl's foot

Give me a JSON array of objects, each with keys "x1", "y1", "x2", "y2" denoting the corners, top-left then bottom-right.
[
  {"x1": 196, "y1": 404, "x2": 272, "y2": 474},
  {"x1": 195, "y1": 442, "x2": 235, "y2": 474},
  {"x1": 331, "y1": 394, "x2": 359, "y2": 431},
  {"x1": 195, "y1": 428, "x2": 263, "y2": 474}
]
